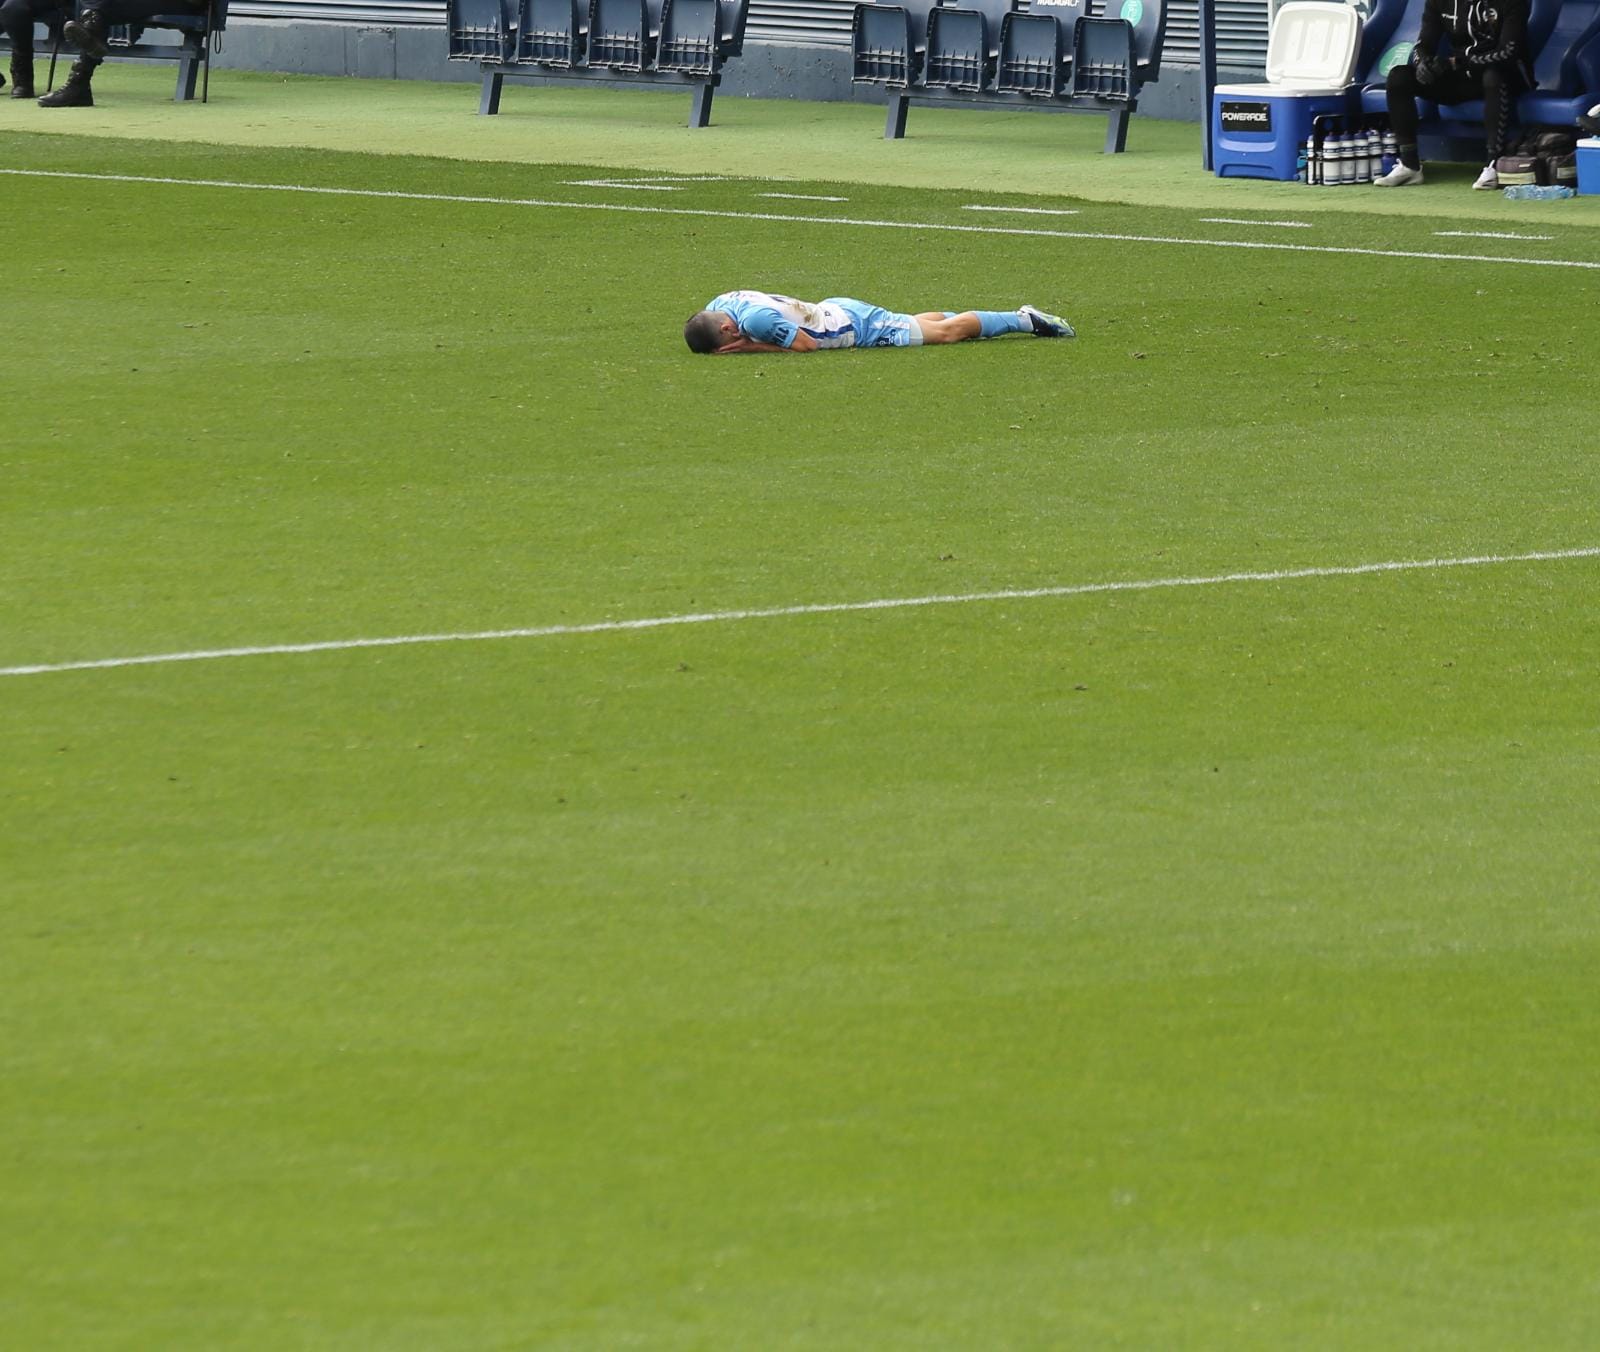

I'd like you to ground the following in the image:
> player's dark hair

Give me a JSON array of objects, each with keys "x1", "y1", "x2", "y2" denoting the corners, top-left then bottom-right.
[{"x1": 684, "y1": 311, "x2": 724, "y2": 354}]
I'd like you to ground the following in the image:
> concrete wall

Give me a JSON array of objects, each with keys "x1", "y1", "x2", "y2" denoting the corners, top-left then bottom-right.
[{"x1": 214, "y1": 20, "x2": 1261, "y2": 122}]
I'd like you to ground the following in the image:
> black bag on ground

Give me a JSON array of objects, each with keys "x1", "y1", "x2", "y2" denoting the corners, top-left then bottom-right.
[{"x1": 1545, "y1": 151, "x2": 1578, "y2": 186}]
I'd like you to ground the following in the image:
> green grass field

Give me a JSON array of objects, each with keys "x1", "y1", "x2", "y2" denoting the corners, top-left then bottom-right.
[{"x1": 4, "y1": 69, "x2": 1600, "y2": 1347}]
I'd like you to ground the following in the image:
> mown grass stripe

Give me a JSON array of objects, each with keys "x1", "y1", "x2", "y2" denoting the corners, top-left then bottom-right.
[
  {"x1": 5, "y1": 547, "x2": 1597, "y2": 678},
  {"x1": 4, "y1": 169, "x2": 1598, "y2": 270}
]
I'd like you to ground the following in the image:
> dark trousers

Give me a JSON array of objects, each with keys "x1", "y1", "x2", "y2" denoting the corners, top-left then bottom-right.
[
  {"x1": 1385, "y1": 62, "x2": 1517, "y2": 164},
  {"x1": 0, "y1": 0, "x2": 66, "y2": 61},
  {"x1": 82, "y1": 0, "x2": 205, "y2": 19}
]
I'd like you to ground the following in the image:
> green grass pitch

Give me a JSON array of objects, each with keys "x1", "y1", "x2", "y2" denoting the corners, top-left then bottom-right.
[{"x1": 3, "y1": 71, "x2": 1600, "y2": 1346}]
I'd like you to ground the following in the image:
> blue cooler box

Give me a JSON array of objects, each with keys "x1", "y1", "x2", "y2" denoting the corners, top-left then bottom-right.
[
  {"x1": 1211, "y1": 2, "x2": 1360, "y2": 181},
  {"x1": 1579, "y1": 138, "x2": 1600, "y2": 195},
  {"x1": 1212, "y1": 89, "x2": 1351, "y2": 179}
]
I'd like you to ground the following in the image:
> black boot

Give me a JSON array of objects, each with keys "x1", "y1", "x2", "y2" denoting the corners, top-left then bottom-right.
[
  {"x1": 9, "y1": 55, "x2": 36, "y2": 99},
  {"x1": 63, "y1": 8, "x2": 110, "y2": 59},
  {"x1": 38, "y1": 56, "x2": 96, "y2": 107}
]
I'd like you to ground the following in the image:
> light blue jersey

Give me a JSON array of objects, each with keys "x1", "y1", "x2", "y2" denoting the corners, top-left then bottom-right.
[{"x1": 705, "y1": 291, "x2": 923, "y2": 350}]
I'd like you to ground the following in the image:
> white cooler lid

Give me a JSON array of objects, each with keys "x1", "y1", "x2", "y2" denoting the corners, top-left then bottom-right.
[
  {"x1": 1213, "y1": 81, "x2": 1351, "y2": 96},
  {"x1": 1265, "y1": 1, "x2": 1360, "y2": 88}
]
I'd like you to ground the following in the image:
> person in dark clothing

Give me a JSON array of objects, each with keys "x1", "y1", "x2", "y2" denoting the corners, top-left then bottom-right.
[
  {"x1": 0, "y1": 0, "x2": 67, "y2": 98},
  {"x1": 1375, "y1": 0, "x2": 1534, "y2": 188},
  {"x1": 37, "y1": 0, "x2": 205, "y2": 106}
]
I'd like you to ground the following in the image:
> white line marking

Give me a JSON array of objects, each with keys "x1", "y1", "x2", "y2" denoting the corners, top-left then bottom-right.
[
  {"x1": 1201, "y1": 217, "x2": 1313, "y2": 228},
  {"x1": 5, "y1": 169, "x2": 1596, "y2": 271},
  {"x1": 566, "y1": 181, "x2": 683, "y2": 191},
  {"x1": 4, "y1": 547, "x2": 1596, "y2": 678},
  {"x1": 963, "y1": 204, "x2": 1081, "y2": 215},
  {"x1": 759, "y1": 192, "x2": 849, "y2": 202},
  {"x1": 564, "y1": 175, "x2": 744, "y2": 189},
  {"x1": 1435, "y1": 229, "x2": 1555, "y2": 241}
]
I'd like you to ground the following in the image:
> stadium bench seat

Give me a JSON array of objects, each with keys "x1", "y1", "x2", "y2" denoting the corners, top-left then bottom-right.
[
  {"x1": 448, "y1": 0, "x2": 748, "y2": 125},
  {"x1": 996, "y1": 7, "x2": 1066, "y2": 96},
  {"x1": 852, "y1": 0, "x2": 1165, "y2": 152},
  {"x1": 925, "y1": 2, "x2": 991, "y2": 90},
  {"x1": 850, "y1": 0, "x2": 941, "y2": 90},
  {"x1": 1355, "y1": 0, "x2": 1600, "y2": 147}
]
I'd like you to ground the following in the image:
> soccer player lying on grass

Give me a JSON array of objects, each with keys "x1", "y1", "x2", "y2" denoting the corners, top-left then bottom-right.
[{"x1": 684, "y1": 291, "x2": 1074, "y2": 354}]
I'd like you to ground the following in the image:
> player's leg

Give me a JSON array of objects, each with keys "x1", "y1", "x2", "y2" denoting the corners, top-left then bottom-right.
[
  {"x1": 913, "y1": 312, "x2": 982, "y2": 344},
  {"x1": 918, "y1": 307, "x2": 1073, "y2": 341}
]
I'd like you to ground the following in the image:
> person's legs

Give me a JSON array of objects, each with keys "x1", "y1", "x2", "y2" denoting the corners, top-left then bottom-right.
[
  {"x1": 909, "y1": 309, "x2": 1032, "y2": 343},
  {"x1": 913, "y1": 310, "x2": 1023, "y2": 344},
  {"x1": 63, "y1": 0, "x2": 200, "y2": 61},
  {"x1": 914, "y1": 306, "x2": 1073, "y2": 344},
  {"x1": 914, "y1": 312, "x2": 981, "y2": 344},
  {"x1": 1383, "y1": 64, "x2": 1425, "y2": 171},
  {"x1": 1480, "y1": 65, "x2": 1513, "y2": 165},
  {"x1": 45, "y1": 0, "x2": 203, "y2": 105},
  {"x1": 1, "y1": 0, "x2": 60, "y2": 94},
  {"x1": 0, "y1": 0, "x2": 34, "y2": 58},
  {"x1": 37, "y1": 52, "x2": 98, "y2": 104}
]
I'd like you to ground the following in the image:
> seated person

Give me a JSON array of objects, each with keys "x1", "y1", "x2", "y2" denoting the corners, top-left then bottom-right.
[
  {"x1": 39, "y1": 0, "x2": 206, "y2": 107},
  {"x1": 0, "y1": 0, "x2": 67, "y2": 98},
  {"x1": 1374, "y1": 0, "x2": 1532, "y2": 189},
  {"x1": 685, "y1": 291, "x2": 1074, "y2": 354}
]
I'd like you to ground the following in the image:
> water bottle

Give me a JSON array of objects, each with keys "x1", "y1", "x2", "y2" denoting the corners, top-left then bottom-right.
[
  {"x1": 1325, "y1": 133, "x2": 1344, "y2": 184},
  {"x1": 1503, "y1": 184, "x2": 1575, "y2": 199},
  {"x1": 1305, "y1": 134, "x2": 1320, "y2": 185},
  {"x1": 1336, "y1": 133, "x2": 1355, "y2": 185},
  {"x1": 1345, "y1": 130, "x2": 1363, "y2": 182},
  {"x1": 1364, "y1": 129, "x2": 1382, "y2": 181},
  {"x1": 1380, "y1": 128, "x2": 1398, "y2": 176},
  {"x1": 1295, "y1": 142, "x2": 1309, "y2": 183}
]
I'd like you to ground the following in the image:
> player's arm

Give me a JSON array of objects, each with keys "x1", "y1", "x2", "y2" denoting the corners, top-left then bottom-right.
[
  {"x1": 1415, "y1": 0, "x2": 1442, "y2": 61},
  {"x1": 716, "y1": 337, "x2": 791, "y2": 354},
  {"x1": 715, "y1": 331, "x2": 819, "y2": 354},
  {"x1": 733, "y1": 306, "x2": 820, "y2": 353}
]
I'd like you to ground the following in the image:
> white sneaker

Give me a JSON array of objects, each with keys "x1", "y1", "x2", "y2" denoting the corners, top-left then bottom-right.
[
  {"x1": 1374, "y1": 162, "x2": 1424, "y2": 186},
  {"x1": 1473, "y1": 164, "x2": 1499, "y2": 190}
]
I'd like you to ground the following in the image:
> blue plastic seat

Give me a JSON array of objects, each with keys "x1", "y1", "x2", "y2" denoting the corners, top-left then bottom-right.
[
  {"x1": 657, "y1": 0, "x2": 715, "y2": 72},
  {"x1": 852, "y1": 0, "x2": 941, "y2": 86},
  {"x1": 512, "y1": 0, "x2": 582, "y2": 64},
  {"x1": 1518, "y1": 0, "x2": 1600, "y2": 125},
  {"x1": 449, "y1": 0, "x2": 514, "y2": 61},
  {"x1": 586, "y1": 0, "x2": 655, "y2": 70},
  {"x1": 1072, "y1": 12, "x2": 1135, "y2": 101},
  {"x1": 996, "y1": 9, "x2": 1063, "y2": 94},
  {"x1": 925, "y1": 3, "x2": 991, "y2": 91},
  {"x1": 853, "y1": 0, "x2": 1162, "y2": 147}
]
